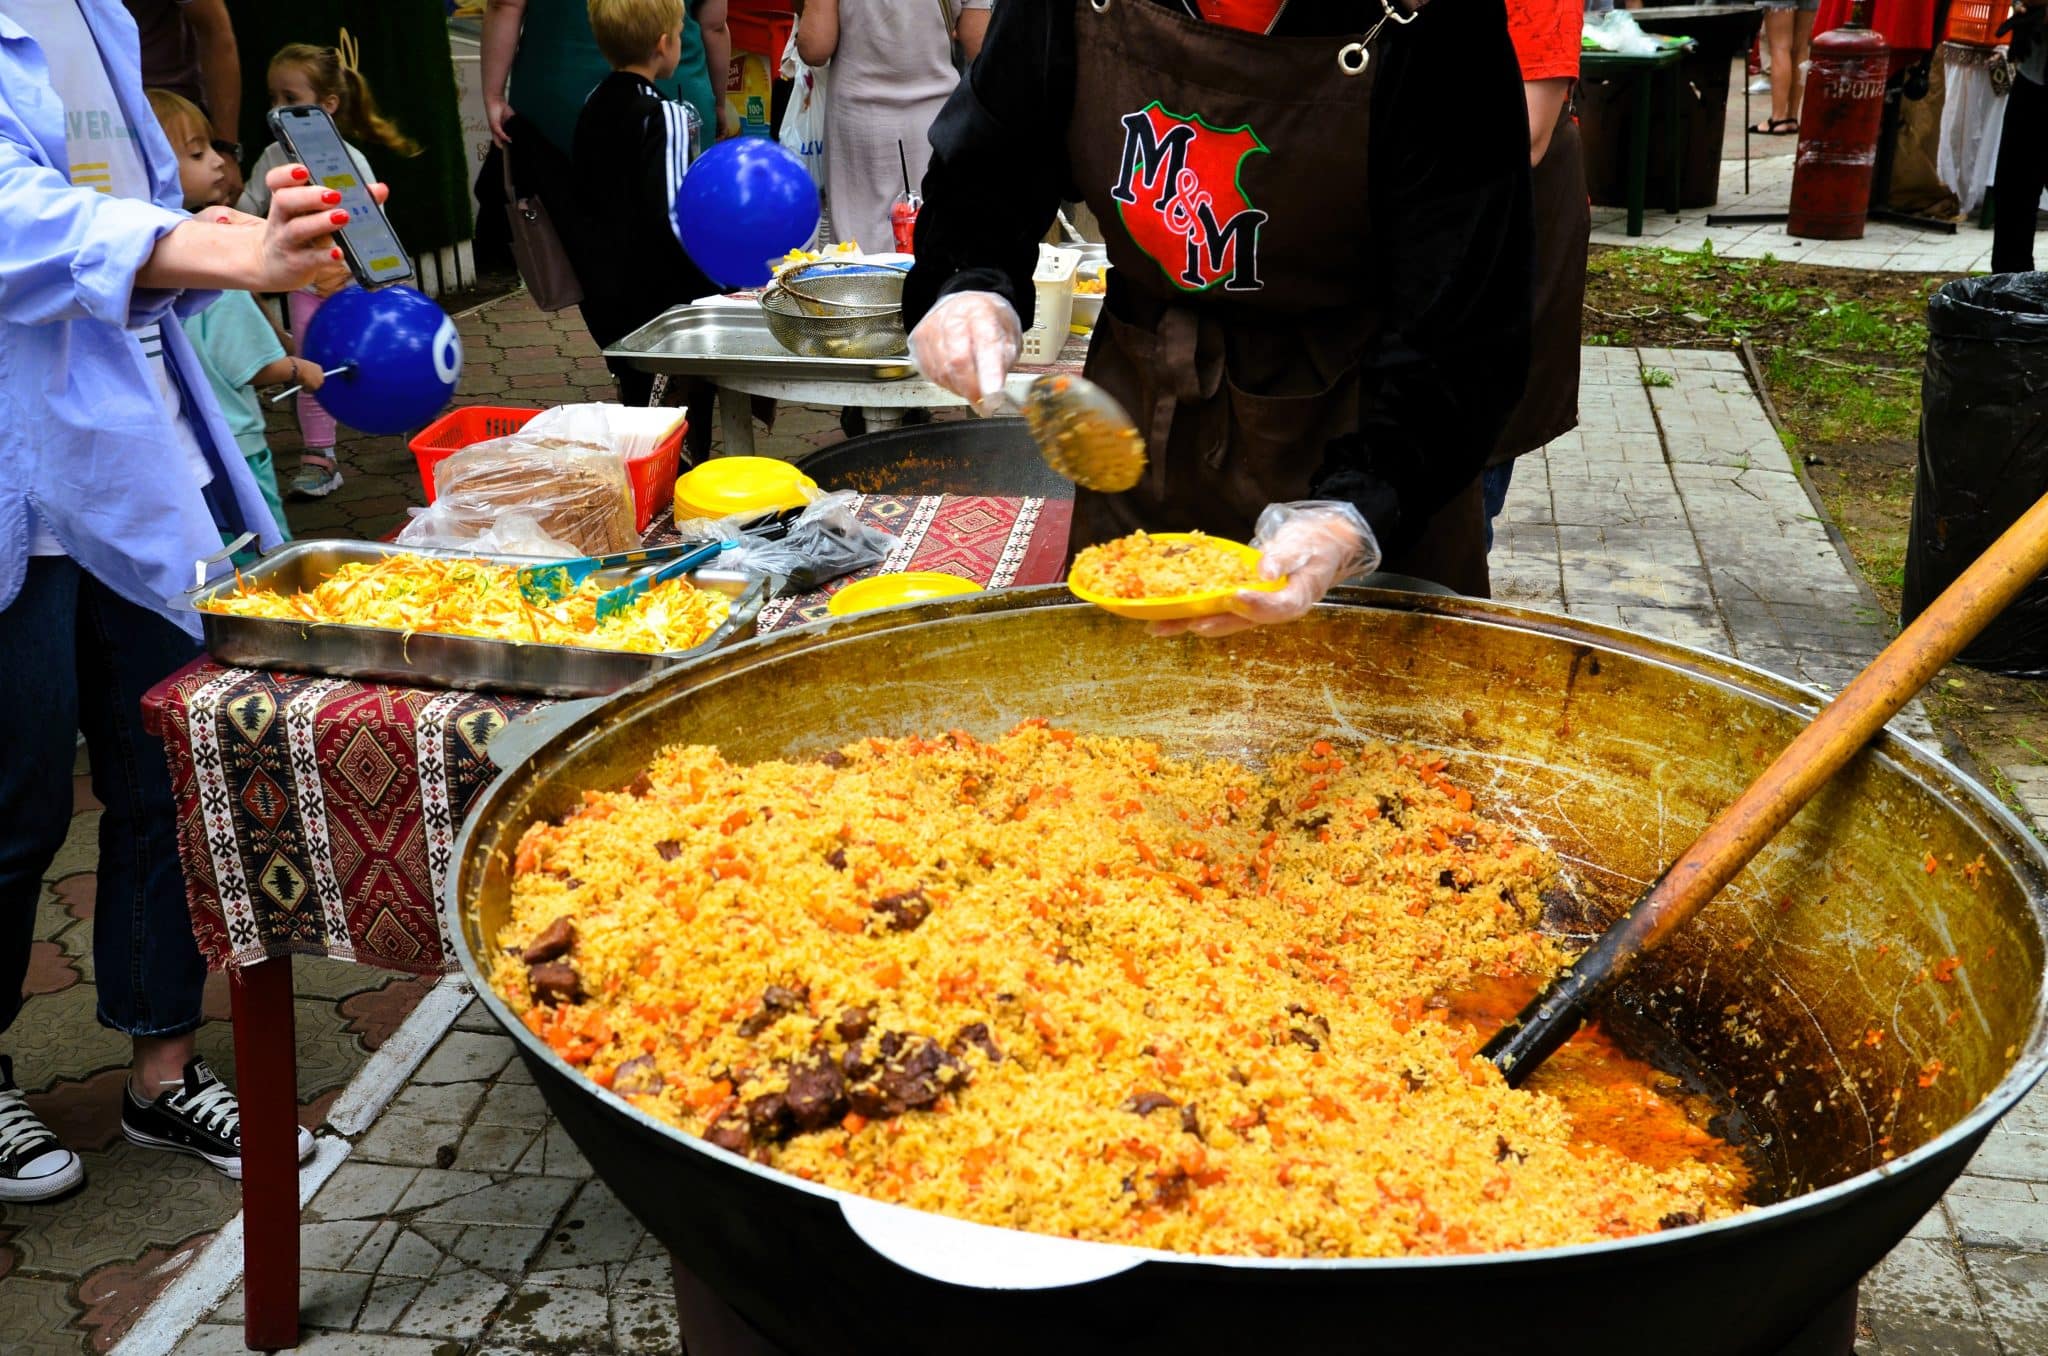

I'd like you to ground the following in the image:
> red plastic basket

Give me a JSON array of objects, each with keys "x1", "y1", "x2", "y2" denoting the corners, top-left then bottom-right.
[
  {"x1": 409, "y1": 405, "x2": 537, "y2": 502},
  {"x1": 1942, "y1": 0, "x2": 2010, "y2": 45},
  {"x1": 407, "y1": 404, "x2": 684, "y2": 534}
]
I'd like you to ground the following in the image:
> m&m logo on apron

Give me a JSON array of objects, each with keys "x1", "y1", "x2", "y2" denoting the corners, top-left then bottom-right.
[{"x1": 1110, "y1": 102, "x2": 1269, "y2": 294}]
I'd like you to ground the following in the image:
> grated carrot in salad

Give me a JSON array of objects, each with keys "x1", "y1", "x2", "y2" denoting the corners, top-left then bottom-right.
[{"x1": 201, "y1": 555, "x2": 729, "y2": 654}]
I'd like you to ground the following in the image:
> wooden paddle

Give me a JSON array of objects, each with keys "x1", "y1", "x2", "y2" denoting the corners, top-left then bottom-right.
[{"x1": 1481, "y1": 490, "x2": 2048, "y2": 1086}]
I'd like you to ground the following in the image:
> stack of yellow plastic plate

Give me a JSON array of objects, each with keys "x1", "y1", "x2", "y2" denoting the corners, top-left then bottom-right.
[
  {"x1": 674, "y1": 457, "x2": 818, "y2": 522},
  {"x1": 826, "y1": 572, "x2": 984, "y2": 616}
]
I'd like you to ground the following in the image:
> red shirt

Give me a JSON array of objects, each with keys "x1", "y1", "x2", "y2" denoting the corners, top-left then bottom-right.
[
  {"x1": 1506, "y1": 0, "x2": 1582, "y2": 82},
  {"x1": 1195, "y1": 0, "x2": 1290, "y2": 33}
]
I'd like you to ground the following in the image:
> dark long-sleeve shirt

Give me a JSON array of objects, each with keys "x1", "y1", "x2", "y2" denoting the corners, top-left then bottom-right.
[
  {"x1": 572, "y1": 71, "x2": 712, "y2": 348},
  {"x1": 903, "y1": 0, "x2": 1534, "y2": 558}
]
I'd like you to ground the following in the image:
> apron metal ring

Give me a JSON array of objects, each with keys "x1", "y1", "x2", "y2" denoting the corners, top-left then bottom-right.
[
  {"x1": 1337, "y1": 42, "x2": 1369, "y2": 74},
  {"x1": 1091, "y1": 0, "x2": 1110, "y2": 11}
]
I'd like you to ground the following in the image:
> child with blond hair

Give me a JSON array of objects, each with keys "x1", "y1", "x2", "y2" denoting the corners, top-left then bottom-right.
[
  {"x1": 573, "y1": 0, "x2": 716, "y2": 407},
  {"x1": 147, "y1": 88, "x2": 318, "y2": 537}
]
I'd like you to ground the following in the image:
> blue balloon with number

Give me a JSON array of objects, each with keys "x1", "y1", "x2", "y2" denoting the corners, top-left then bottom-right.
[
  {"x1": 303, "y1": 284, "x2": 463, "y2": 436},
  {"x1": 674, "y1": 138, "x2": 822, "y2": 289}
]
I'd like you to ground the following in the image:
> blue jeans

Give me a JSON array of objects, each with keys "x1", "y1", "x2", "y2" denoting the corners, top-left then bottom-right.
[
  {"x1": 0, "y1": 557, "x2": 206, "y2": 1038},
  {"x1": 1481, "y1": 462, "x2": 1515, "y2": 551}
]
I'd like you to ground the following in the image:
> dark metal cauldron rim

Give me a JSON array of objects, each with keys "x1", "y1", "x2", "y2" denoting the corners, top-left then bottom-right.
[{"x1": 447, "y1": 584, "x2": 2048, "y2": 1276}]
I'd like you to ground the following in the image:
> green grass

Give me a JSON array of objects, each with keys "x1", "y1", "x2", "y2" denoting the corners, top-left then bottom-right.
[
  {"x1": 1760, "y1": 349, "x2": 1920, "y2": 450},
  {"x1": 1585, "y1": 242, "x2": 1940, "y2": 451}
]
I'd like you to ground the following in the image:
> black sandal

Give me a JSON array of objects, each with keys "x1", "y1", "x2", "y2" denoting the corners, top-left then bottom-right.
[{"x1": 1751, "y1": 117, "x2": 1799, "y2": 136}]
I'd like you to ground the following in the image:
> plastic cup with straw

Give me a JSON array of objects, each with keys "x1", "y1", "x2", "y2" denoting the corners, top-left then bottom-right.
[{"x1": 890, "y1": 140, "x2": 922, "y2": 255}]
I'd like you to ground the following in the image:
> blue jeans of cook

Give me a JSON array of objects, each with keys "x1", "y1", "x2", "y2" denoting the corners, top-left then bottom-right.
[{"x1": 0, "y1": 557, "x2": 206, "y2": 1038}]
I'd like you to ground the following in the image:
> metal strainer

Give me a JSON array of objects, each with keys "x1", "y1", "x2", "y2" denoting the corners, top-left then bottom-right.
[
  {"x1": 759, "y1": 267, "x2": 908, "y2": 360},
  {"x1": 775, "y1": 264, "x2": 906, "y2": 315},
  {"x1": 759, "y1": 286, "x2": 907, "y2": 360}
]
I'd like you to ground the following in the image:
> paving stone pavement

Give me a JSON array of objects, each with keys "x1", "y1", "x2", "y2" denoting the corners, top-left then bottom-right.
[
  {"x1": 1590, "y1": 153, "x2": 1995, "y2": 275},
  {"x1": 1491, "y1": 344, "x2": 1936, "y2": 743},
  {"x1": 135, "y1": 304, "x2": 2045, "y2": 1354},
  {"x1": 0, "y1": 739, "x2": 437, "y2": 1356},
  {"x1": 1592, "y1": 57, "x2": 2010, "y2": 275}
]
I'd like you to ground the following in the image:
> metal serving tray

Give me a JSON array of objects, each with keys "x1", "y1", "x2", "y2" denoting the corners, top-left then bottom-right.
[
  {"x1": 179, "y1": 540, "x2": 767, "y2": 698},
  {"x1": 606, "y1": 305, "x2": 917, "y2": 382}
]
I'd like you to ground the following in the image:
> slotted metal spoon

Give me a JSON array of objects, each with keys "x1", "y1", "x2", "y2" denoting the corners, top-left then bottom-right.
[{"x1": 1014, "y1": 373, "x2": 1147, "y2": 494}]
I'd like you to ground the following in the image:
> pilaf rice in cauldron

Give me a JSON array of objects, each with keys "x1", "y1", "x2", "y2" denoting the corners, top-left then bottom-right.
[{"x1": 489, "y1": 722, "x2": 1750, "y2": 1258}]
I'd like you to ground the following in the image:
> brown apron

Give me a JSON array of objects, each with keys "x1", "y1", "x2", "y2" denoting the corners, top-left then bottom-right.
[
  {"x1": 1490, "y1": 110, "x2": 1588, "y2": 465},
  {"x1": 1066, "y1": 0, "x2": 1489, "y2": 596}
]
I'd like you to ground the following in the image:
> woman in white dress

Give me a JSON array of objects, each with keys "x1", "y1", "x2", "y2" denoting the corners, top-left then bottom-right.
[{"x1": 796, "y1": 0, "x2": 992, "y2": 255}]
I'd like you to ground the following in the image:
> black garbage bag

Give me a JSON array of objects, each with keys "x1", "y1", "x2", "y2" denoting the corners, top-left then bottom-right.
[{"x1": 1901, "y1": 273, "x2": 2048, "y2": 676}]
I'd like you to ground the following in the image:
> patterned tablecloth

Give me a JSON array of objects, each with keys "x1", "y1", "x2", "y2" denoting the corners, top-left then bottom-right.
[
  {"x1": 756, "y1": 491, "x2": 1071, "y2": 632},
  {"x1": 141, "y1": 493, "x2": 1074, "y2": 974}
]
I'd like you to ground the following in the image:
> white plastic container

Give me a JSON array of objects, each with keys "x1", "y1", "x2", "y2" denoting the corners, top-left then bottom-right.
[
  {"x1": 1023, "y1": 245, "x2": 1082, "y2": 363},
  {"x1": 1071, "y1": 261, "x2": 1110, "y2": 330}
]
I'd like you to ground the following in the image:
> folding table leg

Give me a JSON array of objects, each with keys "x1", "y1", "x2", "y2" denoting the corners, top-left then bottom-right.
[
  {"x1": 230, "y1": 956, "x2": 300, "y2": 1351},
  {"x1": 1628, "y1": 70, "x2": 1651, "y2": 237},
  {"x1": 718, "y1": 386, "x2": 758, "y2": 456},
  {"x1": 1668, "y1": 65, "x2": 1684, "y2": 216}
]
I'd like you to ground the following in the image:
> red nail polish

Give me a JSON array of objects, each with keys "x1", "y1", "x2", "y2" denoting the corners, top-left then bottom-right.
[
  {"x1": 330, "y1": 211, "x2": 350, "y2": 226},
  {"x1": 330, "y1": 247, "x2": 342, "y2": 260},
  {"x1": 321, "y1": 189, "x2": 342, "y2": 205},
  {"x1": 290, "y1": 166, "x2": 309, "y2": 181}
]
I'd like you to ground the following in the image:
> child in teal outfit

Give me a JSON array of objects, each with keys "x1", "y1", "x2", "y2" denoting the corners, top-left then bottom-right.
[
  {"x1": 146, "y1": 89, "x2": 319, "y2": 538},
  {"x1": 179, "y1": 290, "x2": 304, "y2": 539}
]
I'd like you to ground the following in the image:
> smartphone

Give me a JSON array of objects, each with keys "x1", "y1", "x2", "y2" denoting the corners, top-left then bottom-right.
[{"x1": 265, "y1": 104, "x2": 413, "y2": 288}]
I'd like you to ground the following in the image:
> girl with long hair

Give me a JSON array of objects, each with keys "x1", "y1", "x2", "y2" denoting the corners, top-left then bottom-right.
[{"x1": 238, "y1": 35, "x2": 420, "y2": 498}]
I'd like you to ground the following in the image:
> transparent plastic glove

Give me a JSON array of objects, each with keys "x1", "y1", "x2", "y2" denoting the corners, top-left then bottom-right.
[
  {"x1": 1150, "y1": 501, "x2": 1382, "y2": 639},
  {"x1": 909, "y1": 290, "x2": 1023, "y2": 417}
]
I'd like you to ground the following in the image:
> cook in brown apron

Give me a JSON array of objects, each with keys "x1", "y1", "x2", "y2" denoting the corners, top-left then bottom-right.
[
  {"x1": 1066, "y1": 0, "x2": 1491, "y2": 597},
  {"x1": 1486, "y1": 104, "x2": 1588, "y2": 493}
]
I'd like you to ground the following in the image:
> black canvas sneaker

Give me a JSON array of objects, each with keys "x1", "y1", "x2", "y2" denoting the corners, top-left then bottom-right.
[
  {"x1": 120, "y1": 1057, "x2": 315, "y2": 1179},
  {"x1": 0, "y1": 1055, "x2": 84, "y2": 1202}
]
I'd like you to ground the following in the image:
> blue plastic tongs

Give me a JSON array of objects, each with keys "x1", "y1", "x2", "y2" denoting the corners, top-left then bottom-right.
[
  {"x1": 517, "y1": 540, "x2": 728, "y2": 606},
  {"x1": 591, "y1": 540, "x2": 739, "y2": 622}
]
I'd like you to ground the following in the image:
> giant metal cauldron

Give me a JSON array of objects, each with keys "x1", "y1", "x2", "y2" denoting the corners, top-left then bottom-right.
[{"x1": 449, "y1": 587, "x2": 2048, "y2": 1355}]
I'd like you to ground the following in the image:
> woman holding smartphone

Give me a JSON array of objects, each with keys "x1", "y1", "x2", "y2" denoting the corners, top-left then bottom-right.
[{"x1": 0, "y1": 0, "x2": 381, "y2": 1199}]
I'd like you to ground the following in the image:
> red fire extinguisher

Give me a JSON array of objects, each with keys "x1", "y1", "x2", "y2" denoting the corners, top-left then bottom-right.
[{"x1": 1787, "y1": 0, "x2": 1891, "y2": 239}]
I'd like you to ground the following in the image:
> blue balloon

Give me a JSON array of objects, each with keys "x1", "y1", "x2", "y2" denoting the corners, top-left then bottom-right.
[
  {"x1": 674, "y1": 138, "x2": 822, "y2": 289},
  {"x1": 303, "y1": 284, "x2": 462, "y2": 436}
]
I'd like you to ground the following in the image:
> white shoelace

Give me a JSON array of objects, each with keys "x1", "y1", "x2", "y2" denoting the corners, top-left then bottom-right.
[
  {"x1": 0, "y1": 1089, "x2": 55, "y2": 1161},
  {"x1": 166, "y1": 1079, "x2": 240, "y2": 1141}
]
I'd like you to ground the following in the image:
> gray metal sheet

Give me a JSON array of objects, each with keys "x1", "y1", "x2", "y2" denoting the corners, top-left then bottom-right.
[
  {"x1": 179, "y1": 539, "x2": 766, "y2": 698},
  {"x1": 606, "y1": 305, "x2": 918, "y2": 382}
]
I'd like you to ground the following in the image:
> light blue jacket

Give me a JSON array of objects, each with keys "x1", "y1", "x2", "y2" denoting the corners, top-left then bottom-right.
[{"x1": 0, "y1": 0, "x2": 282, "y2": 637}]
